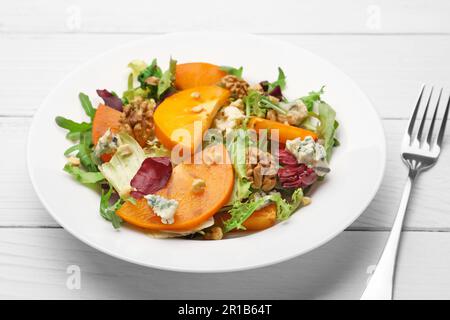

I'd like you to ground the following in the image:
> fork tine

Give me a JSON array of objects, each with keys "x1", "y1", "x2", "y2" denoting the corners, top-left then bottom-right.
[
  {"x1": 436, "y1": 93, "x2": 450, "y2": 147},
  {"x1": 426, "y1": 88, "x2": 442, "y2": 145},
  {"x1": 407, "y1": 85, "x2": 425, "y2": 141},
  {"x1": 417, "y1": 87, "x2": 433, "y2": 143}
]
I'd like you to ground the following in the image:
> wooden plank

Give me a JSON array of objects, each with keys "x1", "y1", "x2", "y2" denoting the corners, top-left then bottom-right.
[
  {"x1": 0, "y1": 229, "x2": 449, "y2": 299},
  {"x1": 1, "y1": 117, "x2": 450, "y2": 229},
  {"x1": 1, "y1": 34, "x2": 449, "y2": 118},
  {"x1": 0, "y1": 118, "x2": 57, "y2": 226},
  {"x1": 0, "y1": 0, "x2": 449, "y2": 34}
]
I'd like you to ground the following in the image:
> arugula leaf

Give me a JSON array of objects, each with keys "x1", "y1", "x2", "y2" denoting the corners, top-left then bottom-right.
[
  {"x1": 55, "y1": 116, "x2": 91, "y2": 134},
  {"x1": 268, "y1": 67, "x2": 286, "y2": 92},
  {"x1": 244, "y1": 90, "x2": 265, "y2": 118},
  {"x1": 100, "y1": 186, "x2": 123, "y2": 229},
  {"x1": 64, "y1": 144, "x2": 79, "y2": 156},
  {"x1": 244, "y1": 90, "x2": 287, "y2": 119},
  {"x1": 157, "y1": 58, "x2": 177, "y2": 98},
  {"x1": 63, "y1": 164, "x2": 104, "y2": 184},
  {"x1": 78, "y1": 93, "x2": 96, "y2": 120},
  {"x1": 76, "y1": 131, "x2": 98, "y2": 172},
  {"x1": 66, "y1": 132, "x2": 81, "y2": 141},
  {"x1": 301, "y1": 86, "x2": 325, "y2": 111},
  {"x1": 317, "y1": 101, "x2": 338, "y2": 161},
  {"x1": 220, "y1": 65, "x2": 243, "y2": 78}
]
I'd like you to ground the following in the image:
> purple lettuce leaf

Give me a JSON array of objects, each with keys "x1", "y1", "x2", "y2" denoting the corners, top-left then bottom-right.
[
  {"x1": 130, "y1": 157, "x2": 172, "y2": 199},
  {"x1": 97, "y1": 89, "x2": 123, "y2": 112}
]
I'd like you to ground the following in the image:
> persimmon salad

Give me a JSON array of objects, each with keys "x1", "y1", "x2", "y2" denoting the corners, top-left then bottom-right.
[{"x1": 55, "y1": 59, "x2": 339, "y2": 240}]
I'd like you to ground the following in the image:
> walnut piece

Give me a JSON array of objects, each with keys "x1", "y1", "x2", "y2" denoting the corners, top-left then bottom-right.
[
  {"x1": 120, "y1": 96, "x2": 156, "y2": 146},
  {"x1": 246, "y1": 147, "x2": 277, "y2": 192},
  {"x1": 302, "y1": 196, "x2": 312, "y2": 206},
  {"x1": 204, "y1": 227, "x2": 223, "y2": 240},
  {"x1": 249, "y1": 83, "x2": 264, "y2": 93},
  {"x1": 67, "y1": 156, "x2": 80, "y2": 166},
  {"x1": 145, "y1": 76, "x2": 160, "y2": 86},
  {"x1": 220, "y1": 75, "x2": 249, "y2": 99},
  {"x1": 192, "y1": 178, "x2": 206, "y2": 194}
]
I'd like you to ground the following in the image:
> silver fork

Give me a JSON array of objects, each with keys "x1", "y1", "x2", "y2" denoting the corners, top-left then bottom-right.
[{"x1": 361, "y1": 85, "x2": 450, "y2": 300}]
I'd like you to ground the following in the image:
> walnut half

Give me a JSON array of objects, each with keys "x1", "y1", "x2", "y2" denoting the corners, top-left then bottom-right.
[{"x1": 119, "y1": 97, "x2": 156, "y2": 146}]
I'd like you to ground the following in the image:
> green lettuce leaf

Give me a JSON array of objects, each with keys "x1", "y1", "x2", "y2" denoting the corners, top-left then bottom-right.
[
  {"x1": 99, "y1": 132, "x2": 146, "y2": 197},
  {"x1": 138, "y1": 58, "x2": 162, "y2": 88},
  {"x1": 128, "y1": 59, "x2": 148, "y2": 77},
  {"x1": 223, "y1": 189, "x2": 304, "y2": 232},
  {"x1": 157, "y1": 57, "x2": 177, "y2": 98},
  {"x1": 122, "y1": 87, "x2": 150, "y2": 105},
  {"x1": 223, "y1": 196, "x2": 267, "y2": 232},
  {"x1": 227, "y1": 129, "x2": 253, "y2": 203},
  {"x1": 317, "y1": 102, "x2": 338, "y2": 161},
  {"x1": 269, "y1": 188, "x2": 304, "y2": 221}
]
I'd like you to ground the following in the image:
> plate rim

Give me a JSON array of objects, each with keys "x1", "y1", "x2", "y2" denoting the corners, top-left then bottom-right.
[{"x1": 27, "y1": 31, "x2": 387, "y2": 273}]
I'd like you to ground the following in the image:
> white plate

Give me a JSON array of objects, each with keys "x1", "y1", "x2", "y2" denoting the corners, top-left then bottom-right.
[{"x1": 28, "y1": 32, "x2": 386, "y2": 272}]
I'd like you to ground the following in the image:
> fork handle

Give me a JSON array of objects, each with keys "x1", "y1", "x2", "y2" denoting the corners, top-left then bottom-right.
[{"x1": 361, "y1": 170, "x2": 418, "y2": 300}]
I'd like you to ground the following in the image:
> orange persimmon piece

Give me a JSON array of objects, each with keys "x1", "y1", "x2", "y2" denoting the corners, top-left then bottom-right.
[
  {"x1": 154, "y1": 86, "x2": 230, "y2": 153},
  {"x1": 91, "y1": 104, "x2": 122, "y2": 145},
  {"x1": 242, "y1": 203, "x2": 277, "y2": 231},
  {"x1": 247, "y1": 117, "x2": 318, "y2": 144},
  {"x1": 116, "y1": 144, "x2": 234, "y2": 231},
  {"x1": 175, "y1": 62, "x2": 227, "y2": 90},
  {"x1": 217, "y1": 203, "x2": 277, "y2": 232}
]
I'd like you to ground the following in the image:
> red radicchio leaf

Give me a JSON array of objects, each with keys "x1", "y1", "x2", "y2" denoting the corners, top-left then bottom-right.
[
  {"x1": 97, "y1": 89, "x2": 123, "y2": 112},
  {"x1": 277, "y1": 149, "x2": 298, "y2": 166},
  {"x1": 268, "y1": 85, "x2": 284, "y2": 100},
  {"x1": 130, "y1": 157, "x2": 172, "y2": 199},
  {"x1": 277, "y1": 148, "x2": 317, "y2": 189},
  {"x1": 259, "y1": 81, "x2": 269, "y2": 92}
]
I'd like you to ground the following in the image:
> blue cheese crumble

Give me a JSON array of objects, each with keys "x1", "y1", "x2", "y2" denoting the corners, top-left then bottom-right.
[
  {"x1": 94, "y1": 129, "x2": 119, "y2": 160},
  {"x1": 144, "y1": 194, "x2": 178, "y2": 225},
  {"x1": 285, "y1": 136, "x2": 330, "y2": 176},
  {"x1": 213, "y1": 99, "x2": 245, "y2": 134}
]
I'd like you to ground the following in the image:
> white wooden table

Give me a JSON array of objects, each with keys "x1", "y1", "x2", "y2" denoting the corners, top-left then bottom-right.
[{"x1": 1, "y1": 0, "x2": 450, "y2": 299}]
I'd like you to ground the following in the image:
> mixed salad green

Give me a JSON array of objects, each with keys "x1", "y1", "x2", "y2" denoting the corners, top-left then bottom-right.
[{"x1": 56, "y1": 58, "x2": 339, "y2": 240}]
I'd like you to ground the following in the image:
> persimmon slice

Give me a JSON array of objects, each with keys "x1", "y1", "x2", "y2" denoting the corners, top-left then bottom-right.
[
  {"x1": 91, "y1": 104, "x2": 122, "y2": 145},
  {"x1": 116, "y1": 144, "x2": 234, "y2": 231},
  {"x1": 154, "y1": 86, "x2": 230, "y2": 153},
  {"x1": 248, "y1": 117, "x2": 318, "y2": 144},
  {"x1": 175, "y1": 62, "x2": 227, "y2": 90}
]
